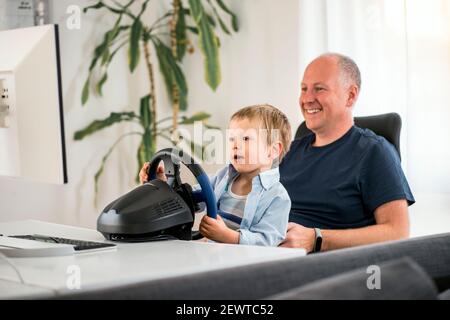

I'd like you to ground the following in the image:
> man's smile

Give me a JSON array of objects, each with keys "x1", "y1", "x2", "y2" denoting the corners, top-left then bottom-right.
[
  {"x1": 303, "y1": 104, "x2": 323, "y2": 115},
  {"x1": 304, "y1": 108, "x2": 322, "y2": 114}
]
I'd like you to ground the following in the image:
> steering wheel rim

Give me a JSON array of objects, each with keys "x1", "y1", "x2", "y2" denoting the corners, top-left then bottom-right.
[{"x1": 147, "y1": 148, "x2": 217, "y2": 219}]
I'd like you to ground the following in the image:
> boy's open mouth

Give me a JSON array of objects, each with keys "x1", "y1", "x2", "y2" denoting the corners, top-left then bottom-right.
[{"x1": 233, "y1": 155, "x2": 244, "y2": 160}]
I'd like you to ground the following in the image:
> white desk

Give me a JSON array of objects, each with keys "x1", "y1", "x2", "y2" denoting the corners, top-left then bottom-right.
[{"x1": 0, "y1": 220, "x2": 306, "y2": 299}]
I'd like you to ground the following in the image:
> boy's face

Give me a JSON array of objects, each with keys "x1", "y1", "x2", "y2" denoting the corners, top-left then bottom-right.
[{"x1": 228, "y1": 118, "x2": 275, "y2": 173}]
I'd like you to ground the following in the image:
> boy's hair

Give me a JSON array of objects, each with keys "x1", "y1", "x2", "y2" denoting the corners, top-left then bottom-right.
[{"x1": 230, "y1": 104, "x2": 292, "y2": 160}]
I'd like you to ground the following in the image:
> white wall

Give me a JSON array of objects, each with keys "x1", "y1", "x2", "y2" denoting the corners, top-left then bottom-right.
[
  {"x1": 295, "y1": 0, "x2": 450, "y2": 237},
  {"x1": 0, "y1": 0, "x2": 300, "y2": 228}
]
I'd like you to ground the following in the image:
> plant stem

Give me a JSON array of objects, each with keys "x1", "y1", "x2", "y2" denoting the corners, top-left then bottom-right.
[
  {"x1": 94, "y1": 131, "x2": 143, "y2": 207},
  {"x1": 170, "y1": 0, "x2": 181, "y2": 143},
  {"x1": 103, "y1": 1, "x2": 135, "y2": 19},
  {"x1": 149, "y1": 11, "x2": 173, "y2": 32},
  {"x1": 143, "y1": 39, "x2": 157, "y2": 147},
  {"x1": 159, "y1": 133, "x2": 176, "y2": 145},
  {"x1": 157, "y1": 116, "x2": 177, "y2": 125}
]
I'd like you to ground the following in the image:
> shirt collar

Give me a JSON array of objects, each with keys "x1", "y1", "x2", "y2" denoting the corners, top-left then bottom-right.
[{"x1": 227, "y1": 164, "x2": 280, "y2": 191}]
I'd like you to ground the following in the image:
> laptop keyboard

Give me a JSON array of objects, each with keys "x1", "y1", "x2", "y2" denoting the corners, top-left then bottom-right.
[{"x1": 9, "y1": 234, "x2": 116, "y2": 251}]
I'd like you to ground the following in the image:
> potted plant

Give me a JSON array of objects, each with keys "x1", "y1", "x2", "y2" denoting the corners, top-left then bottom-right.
[{"x1": 73, "y1": 0, "x2": 239, "y2": 200}]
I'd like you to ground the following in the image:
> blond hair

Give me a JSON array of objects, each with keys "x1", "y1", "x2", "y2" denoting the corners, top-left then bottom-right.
[{"x1": 231, "y1": 104, "x2": 292, "y2": 160}]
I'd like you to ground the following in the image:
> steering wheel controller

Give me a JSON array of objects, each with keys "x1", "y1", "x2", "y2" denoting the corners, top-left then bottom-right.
[
  {"x1": 98, "y1": 148, "x2": 219, "y2": 242},
  {"x1": 147, "y1": 148, "x2": 218, "y2": 219}
]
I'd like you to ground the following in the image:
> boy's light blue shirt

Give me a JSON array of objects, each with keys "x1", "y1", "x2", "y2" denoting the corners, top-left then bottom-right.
[{"x1": 203, "y1": 165, "x2": 291, "y2": 246}]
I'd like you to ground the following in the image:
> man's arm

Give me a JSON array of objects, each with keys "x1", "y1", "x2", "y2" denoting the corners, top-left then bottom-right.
[{"x1": 280, "y1": 199, "x2": 410, "y2": 252}]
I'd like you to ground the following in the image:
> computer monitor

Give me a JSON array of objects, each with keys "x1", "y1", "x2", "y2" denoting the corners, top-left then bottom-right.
[{"x1": 0, "y1": 24, "x2": 67, "y2": 184}]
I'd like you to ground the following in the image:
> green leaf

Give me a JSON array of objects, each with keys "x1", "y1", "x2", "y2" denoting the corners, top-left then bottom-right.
[
  {"x1": 138, "y1": 0, "x2": 151, "y2": 18},
  {"x1": 215, "y1": 0, "x2": 239, "y2": 32},
  {"x1": 175, "y1": 1, "x2": 188, "y2": 61},
  {"x1": 152, "y1": 38, "x2": 188, "y2": 107},
  {"x1": 74, "y1": 112, "x2": 137, "y2": 140},
  {"x1": 136, "y1": 132, "x2": 155, "y2": 183},
  {"x1": 96, "y1": 73, "x2": 108, "y2": 96},
  {"x1": 204, "y1": 123, "x2": 221, "y2": 130},
  {"x1": 207, "y1": 0, "x2": 231, "y2": 35},
  {"x1": 188, "y1": 0, "x2": 221, "y2": 90},
  {"x1": 101, "y1": 48, "x2": 110, "y2": 66},
  {"x1": 100, "y1": 17, "x2": 123, "y2": 66},
  {"x1": 89, "y1": 55, "x2": 99, "y2": 72},
  {"x1": 142, "y1": 129, "x2": 154, "y2": 162},
  {"x1": 129, "y1": 19, "x2": 143, "y2": 72},
  {"x1": 186, "y1": 26, "x2": 199, "y2": 34},
  {"x1": 216, "y1": 15, "x2": 231, "y2": 35},
  {"x1": 153, "y1": 39, "x2": 175, "y2": 101},
  {"x1": 107, "y1": 32, "x2": 129, "y2": 64},
  {"x1": 90, "y1": 22, "x2": 125, "y2": 70},
  {"x1": 206, "y1": 13, "x2": 216, "y2": 28},
  {"x1": 139, "y1": 95, "x2": 151, "y2": 129},
  {"x1": 84, "y1": 19, "x2": 128, "y2": 103},
  {"x1": 81, "y1": 77, "x2": 90, "y2": 105},
  {"x1": 179, "y1": 111, "x2": 211, "y2": 125},
  {"x1": 164, "y1": 42, "x2": 188, "y2": 95},
  {"x1": 136, "y1": 140, "x2": 146, "y2": 183},
  {"x1": 179, "y1": 89, "x2": 188, "y2": 111},
  {"x1": 216, "y1": 34, "x2": 221, "y2": 48}
]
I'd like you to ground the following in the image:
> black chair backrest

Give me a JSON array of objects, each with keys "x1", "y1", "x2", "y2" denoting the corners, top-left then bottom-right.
[{"x1": 294, "y1": 113, "x2": 402, "y2": 160}]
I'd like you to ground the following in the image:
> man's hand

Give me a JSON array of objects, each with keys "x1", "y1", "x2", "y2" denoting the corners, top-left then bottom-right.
[
  {"x1": 279, "y1": 222, "x2": 315, "y2": 253},
  {"x1": 280, "y1": 200, "x2": 410, "y2": 252},
  {"x1": 199, "y1": 215, "x2": 239, "y2": 244},
  {"x1": 139, "y1": 162, "x2": 167, "y2": 184}
]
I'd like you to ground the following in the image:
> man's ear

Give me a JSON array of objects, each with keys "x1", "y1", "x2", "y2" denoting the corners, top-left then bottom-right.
[{"x1": 346, "y1": 84, "x2": 359, "y2": 107}]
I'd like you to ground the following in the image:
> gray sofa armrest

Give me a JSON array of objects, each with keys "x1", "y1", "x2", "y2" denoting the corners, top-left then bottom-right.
[
  {"x1": 267, "y1": 257, "x2": 438, "y2": 300},
  {"x1": 439, "y1": 289, "x2": 450, "y2": 300}
]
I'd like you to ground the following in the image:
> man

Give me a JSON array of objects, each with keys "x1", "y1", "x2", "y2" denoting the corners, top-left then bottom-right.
[
  {"x1": 139, "y1": 53, "x2": 415, "y2": 254},
  {"x1": 278, "y1": 53, "x2": 415, "y2": 252}
]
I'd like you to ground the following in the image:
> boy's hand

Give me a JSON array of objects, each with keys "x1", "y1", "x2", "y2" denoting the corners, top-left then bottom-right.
[
  {"x1": 139, "y1": 162, "x2": 167, "y2": 184},
  {"x1": 199, "y1": 215, "x2": 239, "y2": 244}
]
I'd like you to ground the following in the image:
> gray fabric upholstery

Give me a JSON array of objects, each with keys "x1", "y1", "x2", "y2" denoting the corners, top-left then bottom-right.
[
  {"x1": 295, "y1": 113, "x2": 402, "y2": 159},
  {"x1": 267, "y1": 257, "x2": 438, "y2": 300},
  {"x1": 439, "y1": 289, "x2": 450, "y2": 300},
  {"x1": 59, "y1": 232, "x2": 450, "y2": 300}
]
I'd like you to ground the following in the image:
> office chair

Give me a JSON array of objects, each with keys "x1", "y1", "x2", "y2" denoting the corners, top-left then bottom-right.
[{"x1": 294, "y1": 113, "x2": 402, "y2": 160}]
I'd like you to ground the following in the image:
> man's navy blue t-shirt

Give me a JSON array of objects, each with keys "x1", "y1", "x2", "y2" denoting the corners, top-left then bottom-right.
[{"x1": 279, "y1": 126, "x2": 415, "y2": 229}]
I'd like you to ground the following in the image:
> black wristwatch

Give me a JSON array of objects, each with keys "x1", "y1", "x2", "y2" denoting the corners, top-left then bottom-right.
[{"x1": 313, "y1": 228, "x2": 322, "y2": 253}]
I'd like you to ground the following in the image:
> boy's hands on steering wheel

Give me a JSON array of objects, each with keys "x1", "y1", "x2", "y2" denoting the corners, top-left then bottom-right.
[{"x1": 139, "y1": 162, "x2": 167, "y2": 184}]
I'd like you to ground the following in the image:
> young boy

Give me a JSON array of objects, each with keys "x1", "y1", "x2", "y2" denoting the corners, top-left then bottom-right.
[{"x1": 140, "y1": 104, "x2": 292, "y2": 246}]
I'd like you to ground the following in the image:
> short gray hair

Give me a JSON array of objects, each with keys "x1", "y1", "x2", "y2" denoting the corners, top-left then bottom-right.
[{"x1": 319, "y1": 53, "x2": 361, "y2": 90}]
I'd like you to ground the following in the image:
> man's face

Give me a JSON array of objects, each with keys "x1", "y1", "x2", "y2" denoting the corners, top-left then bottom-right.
[{"x1": 299, "y1": 57, "x2": 353, "y2": 135}]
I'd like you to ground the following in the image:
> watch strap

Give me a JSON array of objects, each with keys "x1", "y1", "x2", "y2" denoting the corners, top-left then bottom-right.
[{"x1": 314, "y1": 228, "x2": 322, "y2": 252}]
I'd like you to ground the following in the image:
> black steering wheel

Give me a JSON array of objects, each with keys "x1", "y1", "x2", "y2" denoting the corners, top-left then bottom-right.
[{"x1": 147, "y1": 148, "x2": 217, "y2": 219}]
